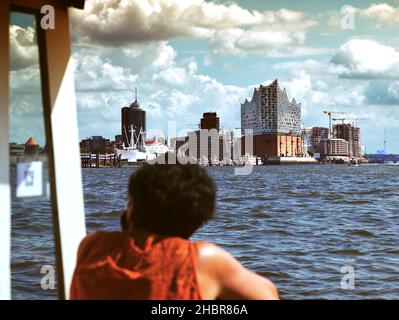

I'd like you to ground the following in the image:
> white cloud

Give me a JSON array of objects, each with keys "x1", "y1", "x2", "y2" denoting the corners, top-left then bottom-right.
[
  {"x1": 69, "y1": 41, "x2": 248, "y2": 139},
  {"x1": 9, "y1": 64, "x2": 41, "y2": 93},
  {"x1": 147, "y1": 58, "x2": 247, "y2": 130},
  {"x1": 149, "y1": 89, "x2": 200, "y2": 118},
  {"x1": 8, "y1": 25, "x2": 46, "y2": 143},
  {"x1": 75, "y1": 53, "x2": 140, "y2": 92},
  {"x1": 325, "y1": 3, "x2": 399, "y2": 30},
  {"x1": 70, "y1": 0, "x2": 319, "y2": 57},
  {"x1": 388, "y1": 81, "x2": 399, "y2": 100},
  {"x1": 9, "y1": 92, "x2": 47, "y2": 145},
  {"x1": 272, "y1": 59, "x2": 368, "y2": 122},
  {"x1": 209, "y1": 28, "x2": 310, "y2": 57},
  {"x1": 359, "y1": 3, "x2": 399, "y2": 26},
  {"x1": 9, "y1": 25, "x2": 38, "y2": 70},
  {"x1": 364, "y1": 80, "x2": 399, "y2": 105},
  {"x1": 330, "y1": 39, "x2": 399, "y2": 79},
  {"x1": 153, "y1": 67, "x2": 190, "y2": 87},
  {"x1": 70, "y1": 0, "x2": 265, "y2": 45},
  {"x1": 8, "y1": 65, "x2": 46, "y2": 144}
]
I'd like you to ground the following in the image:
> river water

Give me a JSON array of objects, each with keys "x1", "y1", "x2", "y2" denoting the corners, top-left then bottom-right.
[{"x1": 11, "y1": 164, "x2": 399, "y2": 299}]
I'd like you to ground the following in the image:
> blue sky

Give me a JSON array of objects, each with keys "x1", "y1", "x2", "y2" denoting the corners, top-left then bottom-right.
[{"x1": 9, "y1": 0, "x2": 399, "y2": 153}]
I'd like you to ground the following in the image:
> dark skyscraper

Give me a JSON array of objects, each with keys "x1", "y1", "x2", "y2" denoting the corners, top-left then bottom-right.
[
  {"x1": 121, "y1": 89, "x2": 146, "y2": 147},
  {"x1": 200, "y1": 112, "x2": 220, "y2": 130}
]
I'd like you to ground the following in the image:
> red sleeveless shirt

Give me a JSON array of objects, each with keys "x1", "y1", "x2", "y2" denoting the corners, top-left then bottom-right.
[{"x1": 70, "y1": 232, "x2": 202, "y2": 300}]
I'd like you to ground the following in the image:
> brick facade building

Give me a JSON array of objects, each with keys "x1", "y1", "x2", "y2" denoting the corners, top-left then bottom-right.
[
  {"x1": 80, "y1": 136, "x2": 111, "y2": 153},
  {"x1": 320, "y1": 138, "x2": 349, "y2": 157},
  {"x1": 311, "y1": 127, "x2": 329, "y2": 151},
  {"x1": 333, "y1": 123, "x2": 361, "y2": 158}
]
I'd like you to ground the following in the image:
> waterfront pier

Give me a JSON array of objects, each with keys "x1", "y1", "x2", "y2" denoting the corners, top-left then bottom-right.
[{"x1": 81, "y1": 153, "x2": 122, "y2": 168}]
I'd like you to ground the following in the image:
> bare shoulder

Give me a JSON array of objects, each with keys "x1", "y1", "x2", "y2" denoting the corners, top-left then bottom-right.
[
  {"x1": 194, "y1": 241, "x2": 239, "y2": 270},
  {"x1": 194, "y1": 241, "x2": 227, "y2": 258},
  {"x1": 194, "y1": 241, "x2": 256, "y2": 279},
  {"x1": 194, "y1": 241, "x2": 279, "y2": 300}
]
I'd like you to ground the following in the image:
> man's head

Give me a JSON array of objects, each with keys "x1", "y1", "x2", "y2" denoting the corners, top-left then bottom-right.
[{"x1": 126, "y1": 162, "x2": 216, "y2": 239}]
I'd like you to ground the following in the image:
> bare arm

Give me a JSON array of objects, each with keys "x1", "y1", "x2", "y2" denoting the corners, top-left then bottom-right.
[{"x1": 196, "y1": 242, "x2": 279, "y2": 300}]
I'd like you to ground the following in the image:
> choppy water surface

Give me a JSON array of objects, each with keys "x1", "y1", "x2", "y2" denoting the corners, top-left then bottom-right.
[{"x1": 11, "y1": 165, "x2": 399, "y2": 299}]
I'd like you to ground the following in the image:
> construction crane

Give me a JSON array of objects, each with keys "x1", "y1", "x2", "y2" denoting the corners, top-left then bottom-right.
[
  {"x1": 323, "y1": 111, "x2": 351, "y2": 138},
  {"x1": 332, "y1": 117, "x2": 369, "y2": 127}
]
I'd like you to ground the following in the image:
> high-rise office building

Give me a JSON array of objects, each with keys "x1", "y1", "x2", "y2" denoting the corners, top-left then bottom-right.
[
  {"x1": 333, "y1": 123, "x2": 361, "y2": 158},
  {"x1": 121, "y1": 89, "x2": 146, "y2": 147},
  {"x1": 310, "y1": 127, "x2": 329, "y2": 151},
  {"x1": 200, "y1": 112, "x2": 220, "y2": 131}
]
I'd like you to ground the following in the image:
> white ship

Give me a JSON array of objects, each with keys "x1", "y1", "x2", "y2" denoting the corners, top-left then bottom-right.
[
  {"x1": 116, "y1": 126, "x2": 169, "y2": 163},
  {"x1": 145, "y1": 138, "x2": 170, "y2": 155},
  {"x1": 385, "y1": 161, "x2": 399, "y2": 166}
]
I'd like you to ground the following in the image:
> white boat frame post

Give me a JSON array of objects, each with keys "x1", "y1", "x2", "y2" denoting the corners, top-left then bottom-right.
[{"x1": 0, "y1": 0, "x2": 11, "y2": 301}]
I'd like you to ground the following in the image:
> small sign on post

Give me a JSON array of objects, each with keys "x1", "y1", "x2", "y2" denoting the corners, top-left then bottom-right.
[{"x1": 16, "y1": 161, "x2": 43, "y2": 198}]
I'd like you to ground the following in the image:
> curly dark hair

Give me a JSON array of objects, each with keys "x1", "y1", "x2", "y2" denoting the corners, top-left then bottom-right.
[{"x1": 127, "y1": 162, "x2": 216, "y2": 238}]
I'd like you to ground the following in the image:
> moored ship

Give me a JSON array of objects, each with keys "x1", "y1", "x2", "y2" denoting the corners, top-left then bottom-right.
[{"x1": 116, "y1": 126, "x2": 170, "y2": 163}]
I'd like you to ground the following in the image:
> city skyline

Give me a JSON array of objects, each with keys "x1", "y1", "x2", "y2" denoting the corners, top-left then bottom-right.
[{"x1": 9, "y1": 0, "x2": 399, "y2": 153}]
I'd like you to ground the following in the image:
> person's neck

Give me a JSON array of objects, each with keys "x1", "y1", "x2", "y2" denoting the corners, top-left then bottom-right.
[{"x1": 128, "y1": 227, "x2": 165, "y2": 250}]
